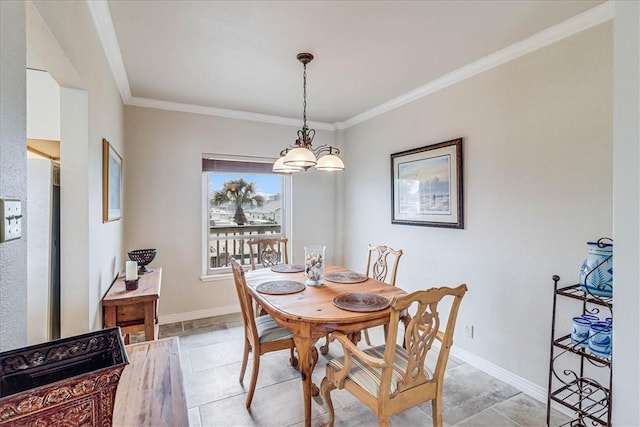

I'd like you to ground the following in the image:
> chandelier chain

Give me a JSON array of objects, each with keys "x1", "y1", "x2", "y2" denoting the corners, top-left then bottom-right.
[{"x1": 303, "y1": 63, "x2": 307, "y2": 129}]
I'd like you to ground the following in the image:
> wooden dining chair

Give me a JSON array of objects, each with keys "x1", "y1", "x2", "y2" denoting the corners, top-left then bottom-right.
[
  {"x1": 247, "y1": 237, "x2": 290, "y2": 315},
  {"x1": 362, "y1": 245, "x2": 404, "y2": 345},
  {"x1": 320, "y1": 284, "x2": 467, "y2": 427},
  {"x1": 248, "y1": 237, "x2": 289, "y2": 270},
  {"x1": 320, "y1": 244, "x2": 404, "y2": 355},
  {"x1": 229, "y1": 257, "x2": 298, "y2": 408}
]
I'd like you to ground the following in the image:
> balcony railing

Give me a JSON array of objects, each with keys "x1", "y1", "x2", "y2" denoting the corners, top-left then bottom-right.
[{"x1": 208, "y1": 224, "x2": 281, "y2": 270}]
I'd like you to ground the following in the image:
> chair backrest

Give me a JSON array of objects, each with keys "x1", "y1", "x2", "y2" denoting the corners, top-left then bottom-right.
[
  {"x1": 248, "y1": 237, "x2": 289, "y2": 270},
  {"x1": 365, "y1": 244, "x2": 403, "y2": 286},
  {"x1": 382, "y1": 284, "x2": 467, "y2": 399},
  {"x1": 229, "y1": 257, "x2": 259, "y2": 342}
]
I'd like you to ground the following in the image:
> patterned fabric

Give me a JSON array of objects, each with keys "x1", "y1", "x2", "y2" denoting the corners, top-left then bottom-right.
[
  {"x1": 328, "y1": 345, "x2": 433, "y2": 396},
  {"x1": 255, "y1": 314, "x2": 293, "y2": 343}
]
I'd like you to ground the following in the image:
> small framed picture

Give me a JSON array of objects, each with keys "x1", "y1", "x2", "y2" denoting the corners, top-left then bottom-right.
[
  {"x1": 102, "y1": 138, "x2": 122, "y2": 222},
  {"x1": 391, "y1": 138, "x2": 463, "y2": 228}
]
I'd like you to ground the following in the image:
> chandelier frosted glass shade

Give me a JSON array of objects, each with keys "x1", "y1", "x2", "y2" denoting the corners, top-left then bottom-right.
[
  {"x1": 283, "y1": 146, "x2": 317, "y2": 168},
  {"x1": 273, "y1": 52, "x2": 344, "y2": 174},
  {"x1": 315, "y1": 153, "x2": 345, "y2": 171},
  {"x1": 272, "y1": 155, "x2": 303, "y2": 173}
]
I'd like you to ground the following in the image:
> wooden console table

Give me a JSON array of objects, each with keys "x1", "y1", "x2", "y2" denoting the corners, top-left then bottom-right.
[
  {"x1": 103, "y1": 267, "x2": 162, "y2": 343},
  {"x1": 113, "y1": 337, "x2": 188, "y2": 426}
]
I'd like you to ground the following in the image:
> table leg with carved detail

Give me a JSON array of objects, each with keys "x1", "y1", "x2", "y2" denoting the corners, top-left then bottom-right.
[{"x1": 293, "y1": 335, "x2": 320, "y2": 427}]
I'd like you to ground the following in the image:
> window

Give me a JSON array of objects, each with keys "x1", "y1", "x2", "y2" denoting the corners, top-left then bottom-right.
[{"x1": 202, "y1": 156, "x2": 289, "y2": 276}]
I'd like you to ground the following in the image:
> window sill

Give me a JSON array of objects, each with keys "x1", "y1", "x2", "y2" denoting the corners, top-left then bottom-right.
[{"x1": 200, "y1": 272, "x2": 233, "y2": 282}]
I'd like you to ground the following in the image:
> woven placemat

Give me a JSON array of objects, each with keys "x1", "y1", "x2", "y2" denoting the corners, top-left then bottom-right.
[
  {"x1": 332, "y1": 293, "x2": 390, "y2": 312},
  {"x1": 256, "y1": 280, "x2": 306, "y2": 295},
  {"x1": 270, "y1": 264, "x2": 305, "y2": 273},
  {"x1": 325, "y1": 271, "x2": 368, "y2": 284}
]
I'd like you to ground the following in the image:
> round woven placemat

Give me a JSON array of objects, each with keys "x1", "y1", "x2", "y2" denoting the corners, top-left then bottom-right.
[
  {"x1": 332, "y1": 293, "x2": 390, "y2": 312},
  {"x1": 270, "y1": 264, "x2": 305, "y2": 273},
  {"x1": 325, "y1": 271, "x2": 368, "y2": 284},
  {"x1": 256, "y1": 280, "x2": 306, "y2": 295}
]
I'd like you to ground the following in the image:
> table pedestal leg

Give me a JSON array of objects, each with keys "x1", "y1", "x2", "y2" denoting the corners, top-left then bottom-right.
[{"x1": 293, "y1": 336, "x2": 319, "y2": 427}]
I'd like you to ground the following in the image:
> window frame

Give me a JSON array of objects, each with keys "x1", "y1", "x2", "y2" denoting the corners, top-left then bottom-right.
[{"x1": 200, "y1": 154, "x2": 292, "y2": 280}]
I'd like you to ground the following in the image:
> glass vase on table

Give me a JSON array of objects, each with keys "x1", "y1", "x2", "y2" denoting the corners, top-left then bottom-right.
[{"x1": 304, "y1": 245, "x2": 325, "y2": 286}]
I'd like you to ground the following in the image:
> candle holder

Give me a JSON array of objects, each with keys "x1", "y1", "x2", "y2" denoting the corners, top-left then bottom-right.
[{"x1": 125, "y1": 279, "x2": 139, "y2": 291}]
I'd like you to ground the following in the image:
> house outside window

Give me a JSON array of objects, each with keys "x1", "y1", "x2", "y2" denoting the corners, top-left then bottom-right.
[{"x1": 202, "y1": 156, "x2": 290, "y2": 276}]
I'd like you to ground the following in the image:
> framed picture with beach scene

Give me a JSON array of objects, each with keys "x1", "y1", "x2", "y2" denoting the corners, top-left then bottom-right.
[
  {"x1": 102, "y1": 138, "x2": 122, "y2": 223},
  {"x1": 391, "y1": 138, "x2": 463, "y2": 228}
]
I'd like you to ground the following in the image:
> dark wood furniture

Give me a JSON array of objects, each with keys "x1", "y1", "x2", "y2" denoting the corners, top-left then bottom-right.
[
  {"x1": 244, "y1": 265, "x2": 408, "y2": 427},
  {"x1": 0, "y1": 328, "x2": 128, "y2": 426},
  {"x1": 103, "y1": 267, "x2": 162, "y2": 343}
]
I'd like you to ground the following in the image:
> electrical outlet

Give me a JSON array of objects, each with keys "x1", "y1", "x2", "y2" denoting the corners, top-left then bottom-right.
[
  {"x1": 0, "y1": 199, "x2": 22, "y2": 242},
  {"x1": 465, "y1": 325, "x2": 474, "y2": 339}
]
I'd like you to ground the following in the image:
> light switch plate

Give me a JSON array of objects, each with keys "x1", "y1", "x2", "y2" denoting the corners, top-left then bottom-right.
[{"x1": 0, "y1": 199, "x2": 22, "y2": 242}]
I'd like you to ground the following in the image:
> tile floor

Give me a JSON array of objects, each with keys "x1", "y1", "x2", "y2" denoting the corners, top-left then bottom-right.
[{"x1": 153, "y1": 314, "x2": 570, "y2": 427}]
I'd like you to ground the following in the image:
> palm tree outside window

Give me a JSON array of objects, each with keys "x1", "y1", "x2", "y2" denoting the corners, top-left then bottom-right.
[
  {"x1": 212, "y1": 178, "x2": 266, "y2": 226},
  {"x1": 202, "y1": 156, "x2": 289, "y2": 276}
]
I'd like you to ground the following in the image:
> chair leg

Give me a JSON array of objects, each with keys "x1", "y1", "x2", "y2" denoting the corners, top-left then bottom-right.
[
  {"x1": 364, "y1": 328, "x2": 372, "y2": 346},
  {"x1": 319, "y1": 335, "x2": 330, "y2": 355},
  {"x1": 289, "y1": 346, "x2": 299, "y2": 367},
  {"x1": 239, "y1": 337, "x2": 250, "y2": 383},
  {"x1": 320, "y1": 377, "x2": 337, "y2": 427},
  {"x1": 245, "y1": 346, "x2": 261, "y2": 408},
  {"x1": 431, "y1": 395, "x2": 443, "y2": 427}
]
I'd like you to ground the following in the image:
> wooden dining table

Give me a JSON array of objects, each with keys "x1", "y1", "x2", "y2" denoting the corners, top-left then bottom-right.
[{"x1": 244, "y1": 265, "x2": 407, "y2": 427}]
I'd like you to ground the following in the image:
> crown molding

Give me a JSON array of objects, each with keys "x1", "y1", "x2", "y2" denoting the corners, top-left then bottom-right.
[
  {"x1": 127, "y1": 96, "x2": 336, "y2": 131},
  {"x1": 88, "y1": 0, "x2": 612, "y2": 132},
  {"x1": 335, "y1": 1, "x2": 614, "y2": 130},
  {"x1": 86, "y1": 0, "x2": 131, "y2": 102}
]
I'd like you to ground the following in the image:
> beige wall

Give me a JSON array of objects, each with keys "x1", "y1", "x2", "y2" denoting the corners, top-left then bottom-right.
[
  {"x1": 123, "y1": 106, "x2": 340, "y2": 319},
  {"x1": 26, "y1": 69, "x2": 60, "y2": 141},
  {"x1": 30, "y1": 0, "x2": 125, "y2": 334},
  {"x1": 612, "y1": 1, "x2": 640, "y2": 424},
  {"x1": 0, "y1": 0, "x2": 28, "y2": 350},
  {"x1": 342, "y1": 23, "x2": 613, "y2": 391}
]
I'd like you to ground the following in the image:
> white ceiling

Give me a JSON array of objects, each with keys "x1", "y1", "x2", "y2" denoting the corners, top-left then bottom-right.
[{"x1": 101, "y1": 0, "x2": 606, "y2": 127}]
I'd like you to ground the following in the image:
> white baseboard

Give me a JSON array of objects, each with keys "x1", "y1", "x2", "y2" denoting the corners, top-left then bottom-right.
[
  {"x1": 448, "y1": 344, "x2": 575, "y2": 419},
  {"x1": 158, "y1": 304, "x2": 239, "y2": 325},
  {"x1": 450, "y1": 345, "x2": 546, "y2": 402}
]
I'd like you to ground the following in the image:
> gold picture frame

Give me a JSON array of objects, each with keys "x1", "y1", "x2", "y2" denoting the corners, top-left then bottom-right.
[{"x1": 102, "y1": 138, "x2": 122, "y2": 222}]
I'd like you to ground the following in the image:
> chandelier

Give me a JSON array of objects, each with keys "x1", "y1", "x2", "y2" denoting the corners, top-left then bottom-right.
[{"x1": 273, "y1": 53, "x2": 345, "y2": 174}]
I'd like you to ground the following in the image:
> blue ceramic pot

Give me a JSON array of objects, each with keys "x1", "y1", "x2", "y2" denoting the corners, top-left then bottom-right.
[
  {"x1": 571, "y1": 316, "x2": 591, "y2": 347},
  {"x1": 579, "y1": 241, "x2": 613, "y2": 297},
  {"x1": 588, "y1": 322, "x2": 612, "y2": 357}
]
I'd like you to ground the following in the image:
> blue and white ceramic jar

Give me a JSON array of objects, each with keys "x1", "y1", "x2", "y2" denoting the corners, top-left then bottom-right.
[
  {"x1": 579, "y1": 240, "x2": 613, "y2": 297},
  {"x1": 571, "y1": 316, "x2": 591, "y2": 348},
  {"x1": 588, "y1": 321, "x2": 612, "y2": 357}
]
